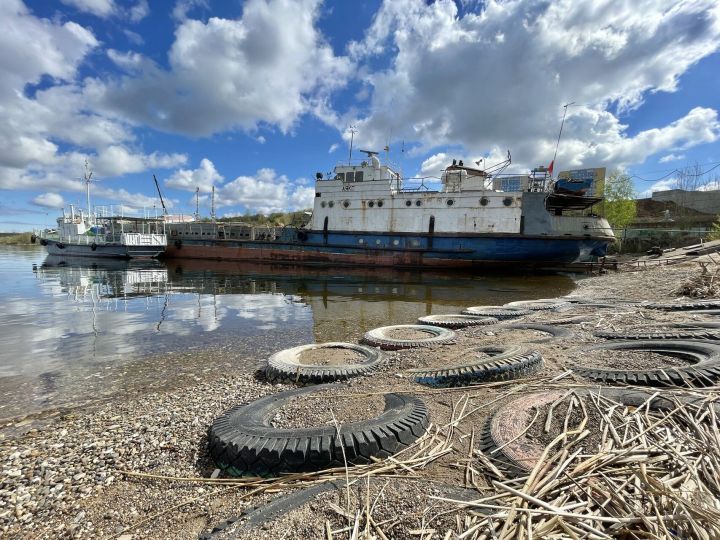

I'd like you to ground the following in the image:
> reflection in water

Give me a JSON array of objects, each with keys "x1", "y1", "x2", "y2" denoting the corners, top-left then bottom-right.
[{"x1": 0, "y1": 247, "x2": 576, "y2": 418}]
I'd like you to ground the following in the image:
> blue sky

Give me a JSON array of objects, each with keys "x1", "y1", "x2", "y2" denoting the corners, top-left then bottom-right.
[{"x1": 1, "y1": 0, "x2": 720, "y2": 231}]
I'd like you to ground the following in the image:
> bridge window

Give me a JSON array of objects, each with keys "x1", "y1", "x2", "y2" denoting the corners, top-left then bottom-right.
[
  {"x1": 334, "y1": 172, "x2": 344, "y2": 181},
  {"x1": 354, "y1": 171, "x2": 363, "y2": 182},
  {"x1": 346, "y1": 171, "x2": 355, "y2": 182}
]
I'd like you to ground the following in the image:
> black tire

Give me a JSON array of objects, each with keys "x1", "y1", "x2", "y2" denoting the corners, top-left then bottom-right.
[
  {"x1": 174, "y1": 239, "x2": 182, "y2": 249},
  {"x1": 40, "y1": 239, "x2": 48, "y2": 246},
  {"x1": 595, "y1": 326, "x2": 720, "y2": 341},
  {"x1": 407, "y1": 346, "x2": 543, "y2": 387},
  {"x1": 461, "y1": 306, "x2": 532, "y2": 319},
  {"x1": 503, "y1": 299, "x2": 570, "y2": 311},
  {"x1": 361, "y1": 324, "x2": 455, "y2": 350},
  {"x1": 644, "y1": 300, "x2": 720, "y2": 311},
  {"x1": 208, "y1": 384, "x2": 430, "y2": 476},
  {"x1": 297, "y1": 230, "x2": 308, "y2": 242},
  {"x1": 572, "y1": 340, "x2": 720, "y2": 386},
  {"x1": 90, "y1": 242, "x2": 97, "y2": 251},
  {"x1": 480, "y1": 387, "x2": 720, "y2": 475},
  {"x1": 30, "y1": 234, "x2": 36, "y2": 244},
  {"x1": 544, "y1": 315, "x2": 592, "y2": 325},
  {"x1": 498, "y1": 323, "x2": 572, "y2": 343},
  {"x1": 264, "y1": 342, "x2": 386, "y2": 385},
  {"x1": 416, "y1": 314, "x2": 498, "y2": 329},
  {"x1": 56, "y1": 242, "x2": 65, "y2": 249}
]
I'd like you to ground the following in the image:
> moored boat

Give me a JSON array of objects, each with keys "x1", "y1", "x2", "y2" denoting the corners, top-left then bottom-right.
[{"x1": 163, "y1": 153, "x2": 614, "y2": 269}]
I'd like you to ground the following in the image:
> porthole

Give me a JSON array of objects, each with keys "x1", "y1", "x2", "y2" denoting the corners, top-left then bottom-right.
[
  {"x1": 368, "y1": 201, "x2": 375, "y2": 208},
  {"x1": 377, "y1": 200, "x2": 384, "y2": 207},
  {"x1": 503, "y1": 197, "x2": 512, "y2": 207},
  {"x1": 393, "y1": 239, "x2": 400, "y2": 246},
  {"x1": 405, "y1": 200, "x2": 412, "y2": 207},
  {"x1": 447, "y1": 199, "x2": 454, "y2": 206},
  {"x1": 328, "y1": 201, "x2": 335, "y2": 208},
  {"x1": 343, "y1": 200, "x2": 350, "y2": 208},
  {"x1": 321, "y1": 201, "x2": 326, "y2": 208},
  {"x1": 480, "y1": 197, "x2": 489, "y2": 206},
  {"x1": 415, "y1": 200, "x2": 422, "y2": 207},
  {"x1": 358, "y1": 238, "x2": 365, "y2": 244},
  {"x1": 376, "y1": 239, "x2": 381, "y2": 245}
]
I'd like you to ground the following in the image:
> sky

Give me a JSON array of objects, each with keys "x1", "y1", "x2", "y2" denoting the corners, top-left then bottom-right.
[{"x1": 1, "y1": 0, "x2": 720, "y2": 231}]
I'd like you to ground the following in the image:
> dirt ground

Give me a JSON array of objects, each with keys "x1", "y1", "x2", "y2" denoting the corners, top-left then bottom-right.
[{"x1": 2, "y1": 259, "x2": 720, "y2": 539}]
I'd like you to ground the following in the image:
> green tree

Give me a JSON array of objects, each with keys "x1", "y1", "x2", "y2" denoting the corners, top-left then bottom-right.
[
  {"x1": 706, "y1": 217, "x2": 720, "y2": 242},
  {"x1": 601, "y1": 169, "x2": 637, "y2": 230}
]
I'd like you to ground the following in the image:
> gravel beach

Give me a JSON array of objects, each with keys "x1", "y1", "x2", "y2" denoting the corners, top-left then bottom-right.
[{"x1": 2, "y1": 259, "x2": 719, "y2": 539}]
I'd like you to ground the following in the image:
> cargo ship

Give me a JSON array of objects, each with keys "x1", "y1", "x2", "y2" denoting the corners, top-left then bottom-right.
[{"x1": 163, "y1": 153, "x2": 614, "y2": 268}]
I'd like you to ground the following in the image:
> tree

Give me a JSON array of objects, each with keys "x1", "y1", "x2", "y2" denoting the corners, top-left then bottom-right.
[
  {"x1": 601, "y1": 169, "x2": 637, "y2": 230},
  {"x1": 706, "y1": 217, "x2": 720, "y2": 242}
]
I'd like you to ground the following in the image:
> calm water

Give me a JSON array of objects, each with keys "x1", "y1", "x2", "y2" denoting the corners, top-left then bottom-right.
[{"x1": 0, "y1": 246, "x2": 576, "y2": 418}]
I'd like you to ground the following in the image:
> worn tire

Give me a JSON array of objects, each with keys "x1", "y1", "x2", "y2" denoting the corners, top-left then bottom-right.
[
  {"x1": 480, "y1": 387, "x2": 720, "y2": 475},
  {"x1": 503, "y1": 299, "x2": 571, "y2": 311},
  {"x1": 462, "y1": 306, "x2": 532, "y2": 319},
  {"x1": 572, "y1": 340, "x2": 720, "y2": 386},
  {"x1": 416, "y1": 314, "x2": 498, "y2": 328},
  {"x1": 208, "y1": 384, "x2": 430, "y2": 476},
  {"x1": 644, "y1": 300, "x2": 720, "y2": 311},
  {"x1": 264, "y1": 342, "x2": 385, "y2": 385},
  {"x1": 361, "y1": 324, "x2": 455, "y2": 350},
  {"x1": 595, "y1": 327, "x2": 720, "y2": 341},
  {"x1": 407, "y1": 346, "x2": 543, "y2": 387},
  {"x1": 498, "y1": 323, "x2": 572, "y2": 343}
]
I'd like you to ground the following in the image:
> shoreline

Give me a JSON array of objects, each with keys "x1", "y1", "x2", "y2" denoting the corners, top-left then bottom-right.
[{"x1": 2, "y1": 259, "x2": 718, "y2": 538}]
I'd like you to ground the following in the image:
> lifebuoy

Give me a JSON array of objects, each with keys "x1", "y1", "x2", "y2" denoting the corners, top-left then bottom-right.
[
  {"x1": 56, "y1": 243, "x2": 65, "y2": 249},
  {"x1": 40, "y1": 239, "x2": 48, "y2": 246},
  {"x1": 297, "y1": 231, "x2": 308, "y2": 242},
  {"x1": 90, "y1": 242, "x2": 97, "y2": 251},
  {"x1": 174, "y1": 239, "x2": 183, "y2": 249}
]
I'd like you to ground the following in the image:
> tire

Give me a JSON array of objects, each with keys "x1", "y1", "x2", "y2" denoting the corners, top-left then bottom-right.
[
  {"x1": 407, "y1": 346, "x2": 543, "y2": 387},
  {"x1": 264, "y1": 342, "x2": 386, "y2": 385},
  {"x1": 498, "y1": 323, "x2": 572, "y2": 343},
  {"x1": 174, "y1": 239, "x2": 182, "y2": 249},
  {"x1": 480, "y1": 387, "x2": 720, "y2": 475},
  {"x1": 30, "y1": 234, "x2": 36, "y2": 244},
  {"x1": 503, "y1": 299, "x2": 571, "y2": 311},
  {"x1": 572, "y1": 340, "x2": 720, "y2": 386},
  {"x1": 595, "y1": 327, "x2": 720, "y2": 341},
  {"x1": 461, "y1": 306, "x2": 532, "y2": 319},
  {"x1": 361, "y1": 324, "x2": 456, "y2": 350},
  {"x1": 644, "y1": 300, "x2": 720, "y2": 311},
  {"x1": 208, "y1": 384, "x2": 430, "y2": 476},
  {"x1": 90, "y1": 242, "x2": 97, "y2": 251},
  {"x1": 545, "y1": 315, "x2": 592, "y2": 325},
  {"x1": 416, "y1": 314, "x2": 498, "y2": 329},
  {"x1": 40, "y1": 239, "x2": 48, "y2": 246},
  {"x1": 297, "y1": 230, "x2": 308, "y2": 242}
]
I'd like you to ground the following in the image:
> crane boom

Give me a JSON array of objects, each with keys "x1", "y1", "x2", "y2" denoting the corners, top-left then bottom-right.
[{"x1": 153, "y1": 174, "x2": 168, "y2": 215}]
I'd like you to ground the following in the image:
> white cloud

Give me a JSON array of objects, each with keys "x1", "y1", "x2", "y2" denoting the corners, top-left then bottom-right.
[
  {"x1": 256, "y1": 135, "x2": 266, "y2": 144},
  {"x1": 419, "y1": 152, "x2": 449, "y2": 177},
  {"x1": 165, "y1": 158, "x2": 223, "y2": 192},
  {"x1": 32, "y1": 192, "x2": 65, "y2": 208},
  {"x1": 96, "y1": 0, "x2": 352, "y2": 136},
  {"x1": 60, "y1": 0, "x2": 115, "y2": 18},
  {"x1": 172, "y1": 0, "x2": 208, "y2": 22},
  {"x1": 129, "y1": 0, "x2": 149, "y2": 22},
  {"x1": 328, "y1": 143, "x2": 339, "y2": 153},
  {"x1": 93, "y1": 146, "x2": 187, "y2": 177},
  {"x1": 659, "y1": 153, "x2": 686, "y2": 163},
  {"x1": 347, "y1": 0, "x2": 720, "y2": 170},
  {"x1": 215, "y1": 168, "x2": 314, "y2": 214}
]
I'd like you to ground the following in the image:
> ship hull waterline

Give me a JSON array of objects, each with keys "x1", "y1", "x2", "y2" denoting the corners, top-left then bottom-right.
[
  {"x1": 164, "y1": 232, "x2": 612, "y2": 269},
  {"x1": 42, "y1": 238, "x2": 165, "y2": 259}
]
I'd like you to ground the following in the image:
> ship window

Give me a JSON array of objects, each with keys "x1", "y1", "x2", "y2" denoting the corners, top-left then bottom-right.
[
  {"x1": 321, "y1": 201, "x2": 326, "y2": 208},
  {"x1": 328, "y1": 201, "x2": 335, "y2": 208},
  {"x1": 368, "y1": 201, "x2": 375, "y2": 208},
  {"x1": 376, "y1": 239, "x2": 381, "y2": 245},
  {"x1": 447, "y1": 199, "x2": 454, "y2": 206},
  {"x1": 393, "y1": 239, "x2": 400, "y2": 246},
  {"x1": 480, "y1": 197, "x2": 489, "y2": 206},
  {"x1": 343, "y1": 200, "x2": 350, "y2": 208},
  {"x1": 405, "y1": 200, "x2": 412, "y2": 207},
  {"x1": 416, "y1": 200, "x2": 422, "y2": 207},
  {"x1": 354, "y1": 171, "x2": 363, "y2": 182},
  {"x1": 346, "y1": 171, "x2": 355, "y2": 182},
  {"x1": 377, "y1": 200, "x2": 384, "y2": 207},
  {"x1": 359, "y1": 238, "x2": 365, "y2": 244},
  {"x1": 316, "y1": 192, "x2": 321, "y2": 197},
  {"x1": 335, "y1": 172, "x2": 344, "y2": 181},
  {"x1": 503, "y1": 197, "x2": 512, "y2": 206}
]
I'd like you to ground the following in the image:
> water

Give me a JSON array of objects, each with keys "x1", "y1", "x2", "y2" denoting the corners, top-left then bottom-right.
[{"x1": 0, "y1": 246, "x2": 576, "y2": 419}]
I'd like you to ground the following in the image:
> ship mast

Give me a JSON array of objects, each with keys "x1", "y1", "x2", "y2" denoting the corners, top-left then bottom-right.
[
  {"x1": 551, "y1": 102, "x2": 575, "y2": 177},
  {"x1": 83, "y1": 159, "x2": 93, "y2": 223}
]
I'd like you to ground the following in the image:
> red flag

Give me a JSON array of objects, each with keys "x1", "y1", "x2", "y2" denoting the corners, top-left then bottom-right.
[{"x1": 547, "y1": 160, "x2": 554, "y2": 175}]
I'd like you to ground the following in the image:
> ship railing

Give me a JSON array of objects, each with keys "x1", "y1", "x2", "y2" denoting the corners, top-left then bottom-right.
[{"x1": 121, "y1": 233, "x2": 167, "y2": 246}]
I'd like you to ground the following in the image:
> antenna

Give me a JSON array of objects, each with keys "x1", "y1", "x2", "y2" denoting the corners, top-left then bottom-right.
[
  {"x1": 211, "y1": 185, "x2": 216, "y2": 222},
  {"x1": 551, "y1": 102, "x2": 576, "y2": 177},
  {"x1": 195, "y1": 187, "x2": 200, "y2": 220},
  {"x1": 347, "y1": 124, "x2": 357, "y2": 164}
]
